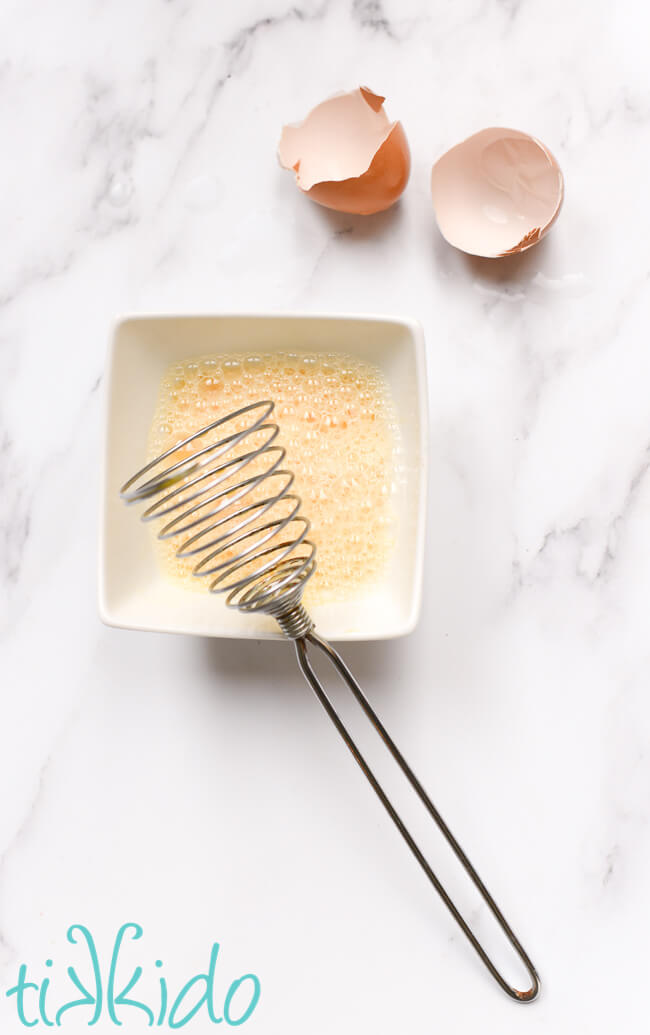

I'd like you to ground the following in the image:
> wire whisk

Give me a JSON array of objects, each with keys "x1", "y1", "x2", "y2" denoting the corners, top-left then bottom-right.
[{"x1": 121, "y1": 400, "x2": 540, "y2": 1003}]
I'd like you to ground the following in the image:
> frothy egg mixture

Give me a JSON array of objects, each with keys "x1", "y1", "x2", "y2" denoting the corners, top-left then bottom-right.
[{"x1": 147, "y1": 351, "x2": 401, "y2": 605}]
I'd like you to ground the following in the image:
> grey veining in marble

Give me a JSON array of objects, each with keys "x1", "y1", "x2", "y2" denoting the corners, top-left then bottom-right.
[{"x1": 1, "y1": 1, "x2": 649, "y2": 1031}]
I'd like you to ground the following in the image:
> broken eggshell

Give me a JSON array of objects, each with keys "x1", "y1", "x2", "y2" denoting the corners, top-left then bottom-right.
[
  {"x1": 430, "y1": 127, "x2": 564, "y2": 258},
  {"x1": 278, "y1": 87, "x2": 410, "y2": 216}
]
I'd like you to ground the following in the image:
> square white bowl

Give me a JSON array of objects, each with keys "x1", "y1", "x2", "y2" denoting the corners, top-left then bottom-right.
[{"x1": 99, "y1": 313, "x2": 427, "y2": 641}]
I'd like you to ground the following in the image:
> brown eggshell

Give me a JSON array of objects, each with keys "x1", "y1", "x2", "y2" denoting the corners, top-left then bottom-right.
[
  {"x1": 278, "y1": 87, "x2": 410, "y2": 215},
  {"x1": 430, "y1": 127, "x2": 564, "y2": 258}
]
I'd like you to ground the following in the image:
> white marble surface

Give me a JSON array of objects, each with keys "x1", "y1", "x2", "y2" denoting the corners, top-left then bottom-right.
[{"x1": 1, "y1": 0, "x2": 649, "y2": 1031}]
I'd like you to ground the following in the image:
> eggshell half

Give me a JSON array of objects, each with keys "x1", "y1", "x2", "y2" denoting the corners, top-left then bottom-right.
[
  {"x1": 278, "y1": 87, "x2": 410, "y2": 215},
  {"x1": 431, "y1": 128, "x2": 564, "y2": 258}
]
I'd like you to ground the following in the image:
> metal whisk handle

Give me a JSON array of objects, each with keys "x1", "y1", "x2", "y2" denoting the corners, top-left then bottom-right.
[{"x1": 294, "y1": 628, "x2": 540, "y2": 1003}]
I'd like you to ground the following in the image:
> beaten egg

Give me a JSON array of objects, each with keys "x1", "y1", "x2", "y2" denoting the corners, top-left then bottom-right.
[{"x1": 147, "y1": 351, "x2": 402, "y2": 606}]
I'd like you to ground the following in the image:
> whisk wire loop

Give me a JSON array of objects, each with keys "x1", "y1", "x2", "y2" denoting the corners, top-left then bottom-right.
[
  {"x1": 205, "y1": 519, "x2": 312, "y2": 596},
  {"x1": 121, "y1": 400, "x2": 276, "y2": 504},
  {"x1": 295, "y1": 631, "x2": 540, "y2": 1003},
  {"x1": 178, "y1": 480, "x2": 298, "y2": 561},
  {"x1": 157, "y1": 452, "x2": 289, "y2": 541},
  {"x1": 146, "y1": 432, "x2": 283, "y2": 528}
]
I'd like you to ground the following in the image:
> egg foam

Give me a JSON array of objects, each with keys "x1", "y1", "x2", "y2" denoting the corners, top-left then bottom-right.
[{"x1": 146, "y1": 351, "x2": 401, "y2": 607}]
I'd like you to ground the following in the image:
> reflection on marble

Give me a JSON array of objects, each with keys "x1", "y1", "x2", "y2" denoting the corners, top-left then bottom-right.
[{"x1": 1, "y1": 0, "x2": 649, "y2": 1031}]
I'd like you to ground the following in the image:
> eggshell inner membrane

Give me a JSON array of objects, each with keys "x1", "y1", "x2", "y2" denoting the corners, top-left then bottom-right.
[
  {"x1": 279, "y1": 87, "x2": 395, "y2": 191},
  {"x1": 431, "y1": 127, "x2": 563, "y2": 257}
]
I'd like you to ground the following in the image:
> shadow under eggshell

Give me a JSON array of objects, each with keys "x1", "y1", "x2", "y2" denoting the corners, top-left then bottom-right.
[{"x1": 430, "y1": 127, "x2": 564, "y2": 258}]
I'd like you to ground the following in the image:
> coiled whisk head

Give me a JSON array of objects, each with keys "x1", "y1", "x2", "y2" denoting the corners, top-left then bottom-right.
[{"x1": 120, "y1": 401, "x2": 316, "y2": 638}]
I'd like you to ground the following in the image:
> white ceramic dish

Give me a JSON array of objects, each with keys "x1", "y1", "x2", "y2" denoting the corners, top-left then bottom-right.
[{"x1": 99, "y1": 313, "x2": 428, "y2": 641}]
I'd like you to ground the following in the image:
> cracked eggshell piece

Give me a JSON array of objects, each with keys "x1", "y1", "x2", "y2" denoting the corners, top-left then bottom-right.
[
  {"x1": 430, "y1": 127, "x2": 564, "y2": 258},
  {"x1": 278, "y1": 87, "x2": 410, "y2": 215}
]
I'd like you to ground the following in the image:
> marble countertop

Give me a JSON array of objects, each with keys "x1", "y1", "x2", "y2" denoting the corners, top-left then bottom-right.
[{"x1": 1, "y1": 1, "x2": 649, "y2": 1031}]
